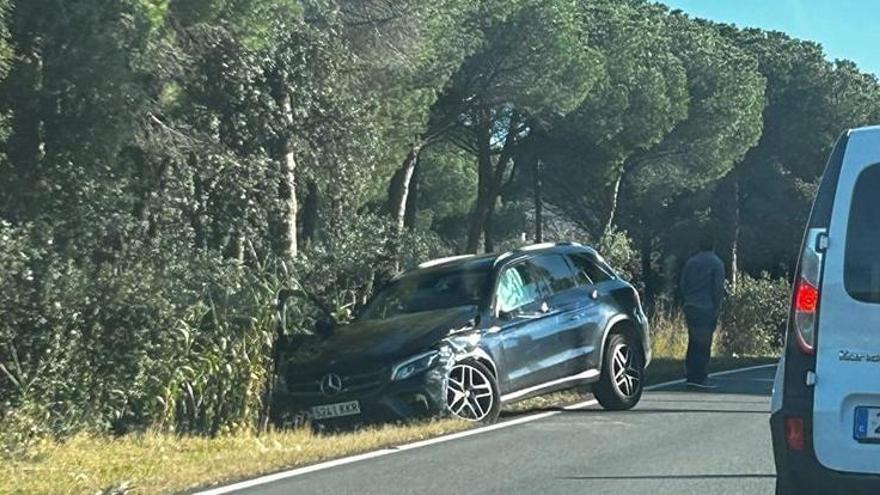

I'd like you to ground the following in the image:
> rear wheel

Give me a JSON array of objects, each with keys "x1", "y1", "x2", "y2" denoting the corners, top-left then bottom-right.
[
  {"x1": 445, "y1": 360, "x2": 500, "y2": 423},
  {"x1": 595, "y1": 332, "x2": 644, "y2": 410}
]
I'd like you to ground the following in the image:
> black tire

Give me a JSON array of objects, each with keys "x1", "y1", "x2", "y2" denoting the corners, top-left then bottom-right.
[
  {"x1": 594, "y1": 332, "x2": 645, "y2": 411},
  {"x1": 445, "y1": 359, "x2": 501, "y2": 424}
]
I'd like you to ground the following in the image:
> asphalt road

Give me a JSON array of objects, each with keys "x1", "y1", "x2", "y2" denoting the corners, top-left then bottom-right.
[{"x1": 235, "y1": 365, "x2": 777, "y2": 495}]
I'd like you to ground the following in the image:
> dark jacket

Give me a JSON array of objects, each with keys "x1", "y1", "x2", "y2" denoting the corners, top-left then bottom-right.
[{"x1": 680, "y1": 250, "x2": 726, "y2": 314}]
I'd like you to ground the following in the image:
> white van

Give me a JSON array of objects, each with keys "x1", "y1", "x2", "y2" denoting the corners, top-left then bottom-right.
[{"x1": 771, "y1": 126, "x2": 880, "y2": 494}]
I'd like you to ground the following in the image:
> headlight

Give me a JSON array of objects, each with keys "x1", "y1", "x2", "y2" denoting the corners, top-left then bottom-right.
[{"x1": 391, "y1": 350, "x2": 440, "y2": 382}]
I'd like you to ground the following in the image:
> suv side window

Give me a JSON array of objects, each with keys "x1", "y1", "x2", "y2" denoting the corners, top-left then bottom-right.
[
  {"x1": 496, "y1": 262, "x2": 544, "y2": 313},
  {"x1": 845, "y1": 163, "x2": 880, "y2": 303},
  {"x1": 529, "y1": 254, "x2": 578, "y2": 293},
  {"x1": 568, "y1": 253, "x2": 613, "y2": 285}
]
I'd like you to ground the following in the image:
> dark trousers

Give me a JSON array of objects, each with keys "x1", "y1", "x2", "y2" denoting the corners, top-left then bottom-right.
[{"x1": 684, "y1": 305, "x2": 718, "y2": 383}]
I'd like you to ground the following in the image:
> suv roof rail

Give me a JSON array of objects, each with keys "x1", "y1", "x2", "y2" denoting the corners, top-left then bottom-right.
[
  {"x1": 495, "y1": 241, "x2": 586, "y2": 265},
  {"x1": 417, "y1": 254, "x2": 476, "y2": 269},
  {"x1": 519, "y1": 241, "x2": 582, "y2": 251}
]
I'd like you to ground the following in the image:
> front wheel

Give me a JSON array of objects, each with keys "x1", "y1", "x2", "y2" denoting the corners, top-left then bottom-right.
[
  {"x1": 445, "y1": 360, "x2": 500, "y2": 423},
  {"x1": 594, "y1": 332, "x2": 645, "y2": 411}
]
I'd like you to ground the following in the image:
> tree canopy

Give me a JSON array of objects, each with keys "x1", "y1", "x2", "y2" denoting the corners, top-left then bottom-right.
[{"x1": 2, "y1": 0, "x2": 880, "y2": 439}]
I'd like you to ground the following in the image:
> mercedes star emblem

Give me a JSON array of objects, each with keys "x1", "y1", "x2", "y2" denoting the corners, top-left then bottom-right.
[{"x1": 320, "y1": 373, "x2": 343, "y2": 397}]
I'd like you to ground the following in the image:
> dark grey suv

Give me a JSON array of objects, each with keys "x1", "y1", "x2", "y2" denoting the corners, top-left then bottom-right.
[{"x1": 280, "y1": 242, "x2": 651, "y2": 424}]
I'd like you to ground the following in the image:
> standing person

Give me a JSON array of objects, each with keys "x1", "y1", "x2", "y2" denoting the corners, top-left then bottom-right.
[{"x1": 680, "y1": 234, "x2": 726, "y2": 388}]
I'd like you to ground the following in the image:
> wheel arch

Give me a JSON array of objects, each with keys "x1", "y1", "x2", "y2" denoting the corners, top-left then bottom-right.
[
  {"x1": 456, "y1": 347, "x2": 498, "y2": 381},
  {"x1": 598, "y1": 315, "x2": 644, "y2": 366}
]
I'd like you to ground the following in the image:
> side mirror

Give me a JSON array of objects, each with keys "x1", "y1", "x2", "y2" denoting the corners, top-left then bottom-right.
[{"x1": 634, "y1": 281, "x2": 646, "y2": 292}]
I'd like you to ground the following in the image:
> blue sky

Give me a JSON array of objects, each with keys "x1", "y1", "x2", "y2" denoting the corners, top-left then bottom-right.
[{"x1": 662, "y1": 0, "x2": 880, "y2": 76}]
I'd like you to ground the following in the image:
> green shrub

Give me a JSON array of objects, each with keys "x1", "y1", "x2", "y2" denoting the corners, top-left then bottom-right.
[
  {"x1": 719, "y1": 272, "x2": 790, "y2": 357},
  {"x1": 0, "y1": 227, "x2": 285, "y2": 445},
  {"x1": 0, "y1": 214, "x2": 453, "y2": 451},
  {"x1": 597, "y1": 226, "x2": 640, "y2": 282}
]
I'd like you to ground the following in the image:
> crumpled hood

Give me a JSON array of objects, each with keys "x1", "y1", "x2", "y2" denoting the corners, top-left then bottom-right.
[{"x1": 291, "y1": 305, "x2": 479, "y2": 373}]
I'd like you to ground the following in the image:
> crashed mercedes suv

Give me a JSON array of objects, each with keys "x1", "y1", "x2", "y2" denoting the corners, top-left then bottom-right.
[{"x1": 279, "y1": 242, "x2": 651, "y2": 425}]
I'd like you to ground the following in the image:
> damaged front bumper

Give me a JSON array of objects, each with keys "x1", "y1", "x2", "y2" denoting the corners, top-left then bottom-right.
[{"x1": 274, "y1": 359, "x2": 453, "y2": 428}]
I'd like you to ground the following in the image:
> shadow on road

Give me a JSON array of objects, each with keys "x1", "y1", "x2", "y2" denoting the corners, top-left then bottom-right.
[
  {"x1": 501, "y1": 405, "x2": 767, "y2": 418},
  {"x1": 655, "y1": 383, "x2": 772, "y2": 397},
  {"x1": 501, "y1": 367, "x2": 774, "y2": 419}
]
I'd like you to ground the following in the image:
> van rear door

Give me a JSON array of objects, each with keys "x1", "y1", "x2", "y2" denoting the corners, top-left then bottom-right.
[{"x1": 814, "y1": 128, "x2": 880, "y2": 474}]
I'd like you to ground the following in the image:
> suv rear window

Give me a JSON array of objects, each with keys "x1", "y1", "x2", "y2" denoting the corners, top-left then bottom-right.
[
  {"x1": 568, "y1": 253, "x2": 613, "y2": 285},
  {"x1": 845, "y1": 163, "x2": 880, "y2": 303}
]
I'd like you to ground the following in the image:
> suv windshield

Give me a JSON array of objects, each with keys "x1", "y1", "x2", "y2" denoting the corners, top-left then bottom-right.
[{"x1": 359, "y1": 266, "x2": 490, "y2": 320}]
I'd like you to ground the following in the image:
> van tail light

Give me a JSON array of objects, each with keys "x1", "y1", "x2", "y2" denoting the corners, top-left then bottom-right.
[
  {"x1": 785, "y1": 416, "x2": 806, "y2": 452},
  {"x1": 791, "y1": 229, "x2": 826, "y2": 355},
  {"x1": 793, "y1": 278, "x2": 818, "y2": 354}
]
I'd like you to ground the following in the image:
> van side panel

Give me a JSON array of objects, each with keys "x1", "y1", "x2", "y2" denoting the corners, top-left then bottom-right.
[
  {"x1": 778, "y1": 134, "x2": 848, "y2": 421},
  {"x1": 813, "y1": 128, "x2": 880, "y2": 475}
]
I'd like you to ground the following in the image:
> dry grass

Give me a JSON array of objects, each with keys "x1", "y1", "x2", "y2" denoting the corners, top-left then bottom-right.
[
  {"x1": 650, "y1": 306, "x2": 690, "y2": 359},
  {"x1": 1, "y1": 420, "x2": 468, "y2": 495},
  {"x1": 1, "y1": 310, "x2": 776, "y2": 495}
]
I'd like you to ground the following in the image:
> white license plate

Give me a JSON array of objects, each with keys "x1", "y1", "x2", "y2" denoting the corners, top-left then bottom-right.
[
  {"x1": 854, "y1": 407, "x2": 880, "y2": 442},
  {"x1": 311, "y1": 400, "x2": 361, "y2": 420}
]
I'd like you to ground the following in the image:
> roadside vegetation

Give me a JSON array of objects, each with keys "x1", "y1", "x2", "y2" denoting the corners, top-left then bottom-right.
[
  {"x1": 0, "y1": 310, "x2": 776, "y2": 495},
  {"x1": 0, "y1": 0, "x2": 876, "y2": 493}
]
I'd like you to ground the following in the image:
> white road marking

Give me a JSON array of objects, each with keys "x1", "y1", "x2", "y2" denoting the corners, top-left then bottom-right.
[{"x1": 191, "y1": 362, "x2": 777, "y2": 495}]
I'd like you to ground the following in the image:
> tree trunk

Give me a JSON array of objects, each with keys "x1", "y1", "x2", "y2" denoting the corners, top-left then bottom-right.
[
  {"x1": 466, "y1": 122, "x2": 495, "y2": 253},
  {"x1": 484, "y1": 208, "x2": 496, "y2": 252},
  {"x1": 534, "y1": 160, "x2": 544, "y2": 243},
  {"x1": 603, "y1": 163, "x2": 626, "y2": 238},
  {"x1": 279, "y1": 93, "x2": 298, "y2": 259},
  {"x1": 466, "y1": 169, "x2": 492, "y2": 253},
  {"x1": 403, "y1": 155, "x2": 421, "y2": 229},
  {"x1": 301, "y1": 180, "x2": 320, "y2": 247},
  {"x1": 640, "y1": 236, "x2": 655, "y2": 310},
  {"x1": 387, "y1": 143, "x2": 421, "y2": 231},
  {"x1": 481, "y1": 154, "x2": 515, "y2": 252},
  {"x1": 6, "y1": 41, "x2": 45, "y2": 218},
  {"x1": 191, "y1": 166, "x2": 207, "y2": 251},
  {"x1": 467, "y1": 115, "x2": 520, "y2": 253},
  {"x1": 282, "y1": 146, "x2": 298, "y2": 259},
  {"x1": 730, "y1": 172, "x2": 741, "y2": 292}
]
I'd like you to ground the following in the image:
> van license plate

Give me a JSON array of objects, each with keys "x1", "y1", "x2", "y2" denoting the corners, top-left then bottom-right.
[
  {"x1": 311, "y1": 400, "x2": 361, "y2": 420},
  {"x1": 853, "y1": 407, "x2": 880, "y2": 443}
]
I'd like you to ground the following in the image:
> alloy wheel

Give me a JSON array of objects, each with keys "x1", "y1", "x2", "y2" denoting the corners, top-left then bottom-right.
[
  {"x1": 446, "y1": 363, "x2": 495, "y2": 421},
  {"x1": 611, "y1": 344, "x2": 642, "y2": 398}
]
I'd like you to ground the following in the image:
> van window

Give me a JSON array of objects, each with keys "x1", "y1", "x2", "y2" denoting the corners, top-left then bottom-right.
[{"x1": 845, "y1": 164, "x2": 880, "y2": 303}]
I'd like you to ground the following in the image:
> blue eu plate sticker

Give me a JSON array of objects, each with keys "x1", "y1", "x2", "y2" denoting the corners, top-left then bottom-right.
[{"x1": 854, "y1": 407, "x2": 880, "y2": 442}]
